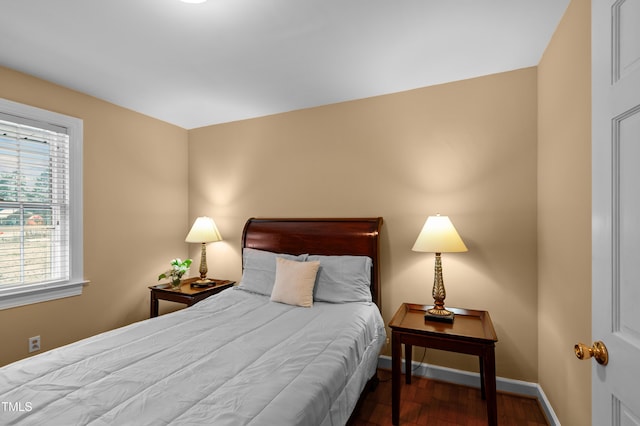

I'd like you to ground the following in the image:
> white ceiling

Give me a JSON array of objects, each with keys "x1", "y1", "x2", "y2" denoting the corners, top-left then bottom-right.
[{"x1": 1, "y1": 0, "x2": 570, "y2": 129}]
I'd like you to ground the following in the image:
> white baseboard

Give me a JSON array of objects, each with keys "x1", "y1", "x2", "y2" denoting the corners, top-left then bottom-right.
[{"x1": 377, "y1": 355, "x2": 560, "y2": 426}]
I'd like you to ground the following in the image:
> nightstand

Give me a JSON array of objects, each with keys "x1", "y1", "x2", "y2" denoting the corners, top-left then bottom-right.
[
  {"x1": 149, "y1": 277, "x2": 235, "y2": 318},
  {"x1": 389, "y1": 303, "x2": 498, "y2": 426}
]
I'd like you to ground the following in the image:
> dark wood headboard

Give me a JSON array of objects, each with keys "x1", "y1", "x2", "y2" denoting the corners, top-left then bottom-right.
[{"x1": 241, "y1": 217, "x2": 383, "y2": 308}]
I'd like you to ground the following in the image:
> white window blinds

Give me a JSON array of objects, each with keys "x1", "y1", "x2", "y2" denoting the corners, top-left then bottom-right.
[{"x1": 0, "y1": 113, "x2": 70, "y2": 286}]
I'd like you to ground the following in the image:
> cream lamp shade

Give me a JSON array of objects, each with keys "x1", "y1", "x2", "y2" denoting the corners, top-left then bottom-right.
[
  {"x1": 185, "y1": 216, "x2": 222, "y2": 244},
  {"x1": 412, "y1": 215, "x2": 468, "y2": 254},
  {"x1": 185, "y1": 217, "x2": 222, "y2": 286},
  {"x1": 412, "y1": 214, "x2": 467, "y2": 323}
]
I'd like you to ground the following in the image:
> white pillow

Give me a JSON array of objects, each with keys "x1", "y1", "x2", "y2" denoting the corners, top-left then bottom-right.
[
  {"x1": 308, "y1": 255, "x2": 373, "y2": 303},
  {"x1": 270, "y1": 258, "x2": 320, "y2": 307},
  {"x1": 238, "y1": 248, "x2": 307, "y2": 296}
]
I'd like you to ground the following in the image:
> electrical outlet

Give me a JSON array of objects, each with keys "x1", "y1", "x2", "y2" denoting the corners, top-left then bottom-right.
[{"x1": 29, "y1": 335, "x2": 41, "y2": 353}]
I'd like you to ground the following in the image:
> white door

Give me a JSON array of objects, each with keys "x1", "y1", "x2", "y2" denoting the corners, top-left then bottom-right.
[{"x1": 592, "y1": 0, "x2": 640, "y2": 424}]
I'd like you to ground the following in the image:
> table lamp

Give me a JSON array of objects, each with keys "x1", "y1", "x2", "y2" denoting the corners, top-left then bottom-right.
[
  {"x1": 412, "y1": 214, "x2": 468, "y2": 323},
  {"x1": 185, "y1": 216, "x2": 222, "y2": 287}
]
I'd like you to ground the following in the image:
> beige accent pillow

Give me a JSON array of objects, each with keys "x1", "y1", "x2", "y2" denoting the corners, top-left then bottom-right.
[{"x1": 270, "y1": 258, "x2": 320, "y2": 307}]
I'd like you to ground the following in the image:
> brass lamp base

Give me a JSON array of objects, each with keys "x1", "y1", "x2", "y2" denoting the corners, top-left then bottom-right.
[
  {"x1": 191, "y1": 242, "x2": 214, "y2": 288},
  {"x1": 424, "y1": 307, "x2": 455, "y2": 323},
  {"x1": 424, "y1": 252, "x2": 455, "y2": 323}
]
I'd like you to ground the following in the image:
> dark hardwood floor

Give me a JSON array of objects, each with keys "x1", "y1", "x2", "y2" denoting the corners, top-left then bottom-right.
[{"x1": 349, "y1": 369, "x2": 549, "y2": 426}]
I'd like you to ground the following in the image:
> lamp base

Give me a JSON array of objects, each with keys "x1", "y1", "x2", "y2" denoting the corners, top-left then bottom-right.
[
  {"x1": 424, "y1": 307, "x2": 455, "y2": 323},
  {"x1": 190, "y1": 278, "x2": 217, "y2": 288}
]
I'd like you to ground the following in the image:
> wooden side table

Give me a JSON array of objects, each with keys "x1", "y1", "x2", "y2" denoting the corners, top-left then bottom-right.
[
  {"x1": 149, "y1": 277, "x2": 235, "y2": 318},
  {"x1": 389, "y1": 303, "x2": 498, "y2": 426}
]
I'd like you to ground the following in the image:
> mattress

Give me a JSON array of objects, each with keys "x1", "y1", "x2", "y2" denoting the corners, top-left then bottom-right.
[{"x1": 0, "y1": 287, "x2": 386, "y2": 425}]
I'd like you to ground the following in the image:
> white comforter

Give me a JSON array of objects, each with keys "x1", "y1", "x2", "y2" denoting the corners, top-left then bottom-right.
[{"x1": 0, "y1": 288, "x2": 386, "y2": 425}]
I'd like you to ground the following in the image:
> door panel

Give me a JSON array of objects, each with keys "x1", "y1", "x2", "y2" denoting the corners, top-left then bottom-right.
[
  {"x1": 618, "y1": 108, "x2": 640, "y2": 345},
  {"x1": 615, "y1": 0, "x2": 640, "y2": 81},
  {"x1": 615, "y1": 397, "x2": 640, "y2": 426}
]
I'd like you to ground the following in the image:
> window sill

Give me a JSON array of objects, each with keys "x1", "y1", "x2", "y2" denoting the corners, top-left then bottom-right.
[{"x1": 0, "y1": 280, "x2": 90, "y2": 310}]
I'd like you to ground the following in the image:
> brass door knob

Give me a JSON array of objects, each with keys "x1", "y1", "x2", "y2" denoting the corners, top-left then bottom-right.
[{"x1": 574, "y1": 341, "x2": 608, "y2": 365}]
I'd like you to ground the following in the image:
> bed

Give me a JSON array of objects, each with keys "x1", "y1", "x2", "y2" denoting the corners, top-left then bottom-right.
[{"x1": 0, "y1": 217, "x2": 386, "y2": 425}]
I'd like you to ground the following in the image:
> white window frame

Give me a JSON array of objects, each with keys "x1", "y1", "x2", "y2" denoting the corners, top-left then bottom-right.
[{"x1": 0, "y1": 98, "x2": 86, "y2": 310}]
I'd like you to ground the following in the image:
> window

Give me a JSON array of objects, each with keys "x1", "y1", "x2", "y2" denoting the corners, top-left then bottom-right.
[{"x1": 0, "y1": 99, "x2": 85, "y2": 309}]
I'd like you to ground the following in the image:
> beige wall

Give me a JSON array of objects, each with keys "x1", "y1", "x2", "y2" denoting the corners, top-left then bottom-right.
[
  {"x1": 538, "y1": 0, "x2": 592, "y2": 424},
  {"x1": 188, "y1": 68, "x2": 540, "y2": 382},
  {"x1": 0, "y1": 66, "x2": 190, "y2": 366}
]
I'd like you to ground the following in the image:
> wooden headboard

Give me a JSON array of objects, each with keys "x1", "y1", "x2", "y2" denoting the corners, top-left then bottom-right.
[{"x1": 241, "y1": 217, "x2": 383, "y2": 308}]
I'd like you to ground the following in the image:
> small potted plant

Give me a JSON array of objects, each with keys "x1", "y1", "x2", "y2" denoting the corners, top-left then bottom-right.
[{"x1": 158, "y1": 258, "x2": 192, "y2": 290}]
